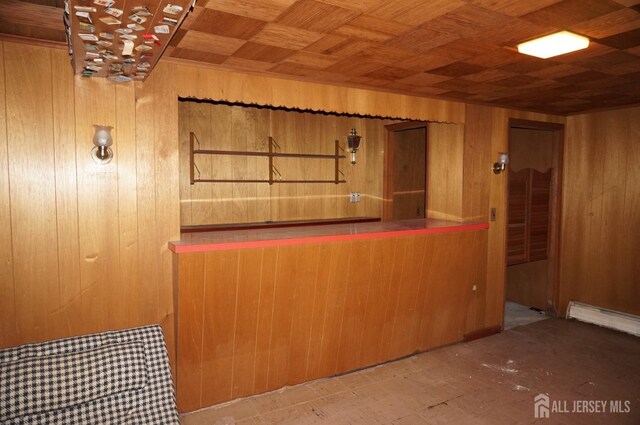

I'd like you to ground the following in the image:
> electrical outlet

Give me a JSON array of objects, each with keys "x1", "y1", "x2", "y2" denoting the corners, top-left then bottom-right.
[{"x1": 349, "y1": 192, "x2": 361, "y2": 203}]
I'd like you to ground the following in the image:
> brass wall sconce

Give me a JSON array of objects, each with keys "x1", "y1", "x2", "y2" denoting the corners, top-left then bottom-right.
[
  {"x1": 347, "y1": 128, "x2": 361, "y2": 165},
  {"x1": 91, "y1": 125, "x2": 113, "y2": 164},
  {"x1": 493, "y1": 152, "x2": 509, "y2": 174}
]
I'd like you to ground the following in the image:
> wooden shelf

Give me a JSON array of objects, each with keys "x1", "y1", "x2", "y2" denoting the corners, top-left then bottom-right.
[{"x1": 189, "y1": 132, "x2": 347, "y2": 185}]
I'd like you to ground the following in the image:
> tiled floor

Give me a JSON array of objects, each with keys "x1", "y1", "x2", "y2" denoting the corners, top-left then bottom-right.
[
  {"x1": 181, "y1": 319, "x2": 640, "y2": 425},
  {"x1": 504, "y1": 301, "x2": 548, "y2": 330}
]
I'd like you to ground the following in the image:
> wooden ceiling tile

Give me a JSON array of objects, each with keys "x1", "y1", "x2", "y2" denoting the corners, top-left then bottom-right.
[
  {"x1": 612, "y1": 0, "x2": 640, "y2": 6},
  {"x1": 276, "y1": 0, "x2": 360, "y2": 32},
  {"x1": 252, "y1": 23, "x2": 325, "y2": 50},
  {"x1": 305, "y1": 37, "x2": 371, "y2": 59},
  {"x1": 598, "y1": 27, "x2": 640, "y2": 49},
  {"x1": 190, "y1": 9, "x2": 267, "y2": 39},
  {"x1": 348, "y1": 45, "x2": 415, "y2": 65},
  {"x1": 171, "y1": 48, "x2": 228, "y2": 64},
  {"x1": 222, "y1": 56, "x2": 276, "y2": 71},
  {"x1": 464, "y1": 48, "x2": 520, "y2": 68},
  {"x1": 438, "y1": 91, "x2": 474, "y2": 100},
  {"x1": 362, "y1": 66, "x2": 416, "y2": 80},
  {"x1": 428, "y1": 62, "x2": 486, "y2": 77},
  {"x1": 178, "y1": 31, "x2": 247, "y2": 56},
  {"x1": 368, "y1": 0, "x2": 465, "y2": 27},
  {"x1": 314, "y1": 0, "x2": 386, "y2": 13},
  {"x1": 548, "y1": 98, "x2": 593, "y2": 108},
  {"x1": 269, "y1": 62, "x2": 317, "y2": 76},
  {"x1": 461, "y1": 68, "x2": 516, "y2": 82},
  {"x1": 21, "y1": 0, "x2": 64, "y2": 7},
  {"x1": 179, "y1": 6, "x2": 206, "y2": 30},
  {"x1": 499, "y1": 57, "x2": 559, "y2": 74},
  {"x1": 394, "y1": 54, "x2": 458, "y2": 72},
  {"x1": 423, "y1": 4, "x2": 512, "y2": 38},
  {"x1": 493, "y1": 74, "x2": 545, "y2": 88},
  {"x1": 555, "y1": 70, "x2": 611, "y2": 84},
  {"x1": 0, "y1": 22, "x2": 65, "y2": 42},
  {"x1": 552, "y1": 42, "x2": 616, "y2": 63},
  {"x1": 0, "y1": 0, "x2": 63, "y2": 32},
  {"x1": 204, "y1": 0, "x2": 297, "y2": 22},
  {"x1": 603, "y1": 59, "x2": 640, "y2": 76},
  {"x1": 308, "y1": 70, "x2": 353, "y2": 82},
  {"x1": 397, "y1": 72, "x2": 451, "y2": 86},
  {"x1": 475, "y1": 18, "x2": 553, "y2": 46},
  {"x1": 412, "y1": 86, "x2": 450, "y2": 96},
  {"x1": 578, "y1": 51, "x2": 638, "y2": 71},
  {"x1": 521, "y1": 0, "x2": 623, "y2": 28},
  {"x1": 570, "y1": 8, "x2": 640, "y2": 39},
  {"x1": 333, "y1": 15, "x2": 412, "y2": 42},
  {"x1": 578, "y1": 75, "x2": 634, "y2": 89},
  {"x1": 386, "y1": 28, "x2": 459, "y2": 53},
  {"x1": 324, "y1": 58, "x2": 383, "y2": 76},
  {"x1": 348, "y1": 75, "x2": 394, "y2": 86},
  {"x1": 526, "y1": 63, "x2": 588, "y2": 79},
  {"x1": 170, "y1": 29, "x2": 188, "y2": 47},
  {"x1": 232, "y1": 42, "x2": 296, "y2": 62},
  {"x1": 283, "y1": 51, "x2": 340, "y2": 68},
  {"x1": 466, "y1": 0, "x2": 563, "y2": 18},
  {"x1": 428, "y1": 38, "x2": 498, "y2": 61}
]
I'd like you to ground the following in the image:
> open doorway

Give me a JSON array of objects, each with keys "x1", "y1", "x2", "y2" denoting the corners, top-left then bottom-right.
[
  {"x1": 383, "y1": 122, "x2": 428, "y2": 221},
  {"x1": 504, "y1": 119, "x2": 564, "y2": 329}
]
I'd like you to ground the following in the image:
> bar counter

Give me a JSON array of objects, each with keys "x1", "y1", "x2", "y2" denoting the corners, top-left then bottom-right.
[
  {"x1": 172, "y1": 218, "x2": 491, "y2": 412},
  {"x1": 169, "y1": 218, "x2": 489, "y2": 253}
]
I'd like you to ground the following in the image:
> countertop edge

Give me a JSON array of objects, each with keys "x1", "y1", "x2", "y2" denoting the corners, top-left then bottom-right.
[{"x1": 170, "y1": 221, "x2": 489, "y2": 254}]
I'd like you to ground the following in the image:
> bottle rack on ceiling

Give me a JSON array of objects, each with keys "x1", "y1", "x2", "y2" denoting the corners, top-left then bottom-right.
[{"x1": 63, "y1": 0, "x2": 195, "y2": 82}]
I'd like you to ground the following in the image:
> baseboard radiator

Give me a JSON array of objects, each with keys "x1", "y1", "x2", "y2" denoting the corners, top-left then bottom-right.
[{"x1": 566, "y1": 301, "x2": 640, "y2": 337}]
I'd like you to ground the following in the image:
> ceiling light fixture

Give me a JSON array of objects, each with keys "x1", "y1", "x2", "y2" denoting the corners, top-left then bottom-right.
[{"x1": 517, "y1": 31, "x2": 589, "y2": 59}]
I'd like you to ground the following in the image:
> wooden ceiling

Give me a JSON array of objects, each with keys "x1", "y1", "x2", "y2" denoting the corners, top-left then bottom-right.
[{"x1": 2, "y1": 0, "x2": 640, "y2": 114}]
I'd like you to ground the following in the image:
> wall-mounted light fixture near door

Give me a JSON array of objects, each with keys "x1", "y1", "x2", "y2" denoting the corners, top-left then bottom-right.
[
  {"x1": 91, "y1": 125, "x2": 114, "y2": 164},
  {"x1": 493, "y1": 152, "x2": 509, "y2": 174},
  {"x1": 347, "y1": 128, "x2": 361, "y2": 165}
]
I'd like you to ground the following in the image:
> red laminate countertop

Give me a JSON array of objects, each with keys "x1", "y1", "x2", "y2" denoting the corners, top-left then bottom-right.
[{"x1": 169, "y1": 218, "x2": 489, "y2": 253}]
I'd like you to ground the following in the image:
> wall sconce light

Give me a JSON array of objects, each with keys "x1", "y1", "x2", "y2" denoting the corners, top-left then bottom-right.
[
  {"x1": 91, "y1": 125, "x2": 113, "y2": 164},
  {"x1": 347, "y1": 128, "x2": 362, "y2": 165},
  {"x1": 493, "y1": 152, "x2": 509, "y2": 174}
]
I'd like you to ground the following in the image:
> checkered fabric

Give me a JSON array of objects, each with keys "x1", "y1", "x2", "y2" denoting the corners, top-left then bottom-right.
[{"x1": 0, "y1": 325, "x2": 179, "y2": 425}]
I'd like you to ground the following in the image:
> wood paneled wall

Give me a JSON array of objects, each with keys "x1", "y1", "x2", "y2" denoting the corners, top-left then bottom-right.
[
  {"x1": 461, "y1": 105, "x2": 565, "y2": 329},
  {"x1": 174, "y1": 62, "x2": 465, "y2": 124},
  {"x1": 0, "y1": 40, "x2": 574, "y2": 377},
  {"x1": 428, "y1": 123, "x2": 464, "y2": 220},
  {"x1": 175, "y1": 230, "x2": 487, "y2": 412},
  {"x1": 179, "y1": 102, "x2": 390, "y2": 225},
  {"x1": 560, "y1": 106, "x2": 640, "y2": 316},
  {"x1": 0, "y1": 42, "x2": 180, "y2": 364}
]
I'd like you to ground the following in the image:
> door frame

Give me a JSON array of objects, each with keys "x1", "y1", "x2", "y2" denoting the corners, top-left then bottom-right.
[
  {"x1": 383, "y1": 121, "x2": 429, "y2": 221},
  {"x1": 507, "y1": 118, "x2": 564, "y2": 316}
]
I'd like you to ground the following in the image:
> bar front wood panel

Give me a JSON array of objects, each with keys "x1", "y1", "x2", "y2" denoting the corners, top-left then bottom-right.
[{"x1": 175, "y1": 230, "x2": 486, "y2": 412}]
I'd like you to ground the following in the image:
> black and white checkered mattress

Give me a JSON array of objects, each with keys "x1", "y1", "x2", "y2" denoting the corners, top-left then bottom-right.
[{"x1": 0, "y1": 325, "x2": 179, "y2": 424}]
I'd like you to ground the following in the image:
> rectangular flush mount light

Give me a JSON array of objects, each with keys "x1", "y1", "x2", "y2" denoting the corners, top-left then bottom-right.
[{"x1": 518, "y1": 31, "x2": 589, "y2": 59}]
